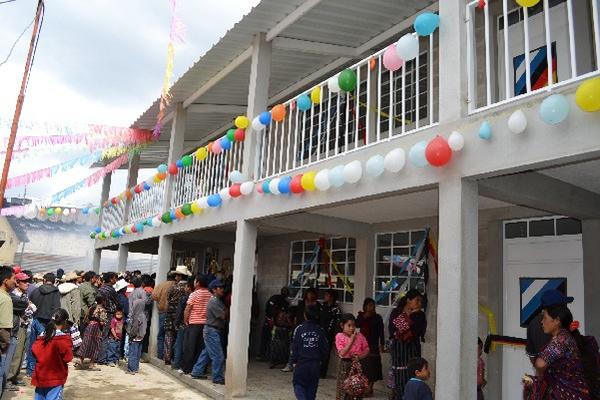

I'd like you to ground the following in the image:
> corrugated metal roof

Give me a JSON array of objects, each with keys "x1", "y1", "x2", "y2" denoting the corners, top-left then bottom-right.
[{"x1": 129, "y1": 0, "x2": 437, "y2": 168}]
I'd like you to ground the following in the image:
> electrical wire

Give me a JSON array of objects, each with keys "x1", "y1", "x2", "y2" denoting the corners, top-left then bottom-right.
[
  {"x1": 24, "y1": 0, "x2": 45, "y2": 91},
  {"x1": 0, "y1": 14, "x2": 36, "y2": 67},
  {"x1": 0, "y1": 0, "x2": 19, "y2": 4}
]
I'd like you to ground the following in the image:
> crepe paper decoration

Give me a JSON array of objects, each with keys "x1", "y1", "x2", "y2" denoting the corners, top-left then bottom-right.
[
  {"x1": 323, "y1": 248, "x2": 353, "y2": 294},
  {"x1": 483, "y1": 335, "x2": 526, "y2": 354},
  {"x1": 479, "y1": 304, "x2": 498, "y2": 351},
  {"x1": 153, "y1": 0, "x2": 186, "y2": 138},
  {"x1": 6, "y1": 151, "x2": 102, "y2": 189},
  {"x1": 477, "y1": 0, "x2": 486, "y2": 9},
  {"x1": 0, "y1": 205, "x2": 25, "y2": 216}
]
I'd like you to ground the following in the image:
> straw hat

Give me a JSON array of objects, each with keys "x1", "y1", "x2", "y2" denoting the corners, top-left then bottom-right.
[
  {"x1": 62, "y1": 271, "x2": 79, "y2": 282},
  {"x1": 170, "y1": 265, "x2": 192, "y2": 277}
]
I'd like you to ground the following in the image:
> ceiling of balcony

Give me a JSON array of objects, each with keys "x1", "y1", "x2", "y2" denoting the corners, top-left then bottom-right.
[{"x1": 125, "y1": 0, "x2": 438, "y2": 168}]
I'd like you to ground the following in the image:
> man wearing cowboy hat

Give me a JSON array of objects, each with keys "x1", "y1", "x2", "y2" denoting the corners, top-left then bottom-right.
[
  {"x1": 152, "y1": 265, "x2": 191, "y2": 360},
  {"x1": 163, "y1": 265, "x2": 192, "y2": 365},
  {"x1": 57, "y1": 271, "x2": 81, "y2": 326}
]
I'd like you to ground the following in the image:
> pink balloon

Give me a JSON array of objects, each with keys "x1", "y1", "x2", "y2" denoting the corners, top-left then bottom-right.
[
  {"x1": 383, "y1": 44, "x2": 404, "y2": 72},
  {"x1": 211, "y1": 140, "x2": 222, "y2": 154}
]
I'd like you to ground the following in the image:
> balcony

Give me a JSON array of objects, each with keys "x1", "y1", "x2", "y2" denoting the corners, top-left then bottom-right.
[{"x1": 466, "y1": 0, "x2": 600, "y2": 113}]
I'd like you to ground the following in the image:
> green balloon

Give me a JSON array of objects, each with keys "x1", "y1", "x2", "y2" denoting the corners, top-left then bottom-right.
[
  {"x1": 181, "y1": 203, "x2": 193, "y2": 216},
  {"x1": 182, "y1": 155, "x2": 193, "y2": 167},
  {"x1": 338, "y1": 69, "x2": 357, "y2": 92},
  {"x1": 227, "y1": 129, "x2": 236, "y2": 142},
  {"x1": 161, "y1": 212, "x2": 172, "y2": 224},
  {"x1": 90, "y1": 232, "x2": 96, "y2": 239},
  {"x1": 47, "y1": 208, "x2": 54, "y2": 216},
  {"x1": 94, "y1": 208, "x2": 100, "y2": 215},
  {"x1": 111, "y1": 231, "x2": 117, "y2": 238}
]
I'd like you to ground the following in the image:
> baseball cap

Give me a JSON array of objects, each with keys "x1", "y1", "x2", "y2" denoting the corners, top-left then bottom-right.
[
  {"x1": 15, "y1": 272, "x2": 29, "y2": 281},
  {"x1": 541, "y1": 289, "x2": 574, "y2": 307},
  {"x1": 208, "y1": 279, "x2": 225, "y2": 291}
]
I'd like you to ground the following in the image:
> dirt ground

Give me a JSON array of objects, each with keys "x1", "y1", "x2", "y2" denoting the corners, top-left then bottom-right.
[{"x1": 4, "y1": 361, "x2": 211, "y2": 400}]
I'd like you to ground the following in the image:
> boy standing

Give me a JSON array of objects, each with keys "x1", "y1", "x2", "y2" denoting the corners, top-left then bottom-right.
[
  {"x1": 403, "y1": 357, "x2": 433, "y2": 400},
  {"x1": 106, "y1": 309, "x2": 125, "y2": 366},
  {"x1": 127, "y1": 299, "x2": 147, "y2": 374},
  {"x1": 290, "y1": 304, "x2": 328, "y2": 400}
]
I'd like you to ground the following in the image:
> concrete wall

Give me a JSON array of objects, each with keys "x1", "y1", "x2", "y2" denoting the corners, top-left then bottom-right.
[{"x1": 0, "y1": 217, "x2": 19, "y2": 265}]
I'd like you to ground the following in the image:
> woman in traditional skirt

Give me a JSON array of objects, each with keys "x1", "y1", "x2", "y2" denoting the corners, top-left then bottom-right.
[
  {"x1": 357, "y1": 298, "x2": 385, "y2": 397},
  {"x1": 335, "y1": 314, "x2": 370, "y2": 400},
  {"x1": 77, "y1": 295, "x2": 108, "y2": 370},
  {"x1": 269, "y1": 310, "x2": 291, "y2": 368},
  {"x1": 387, "y1": 289, "x2": 426, "y2": 400}
]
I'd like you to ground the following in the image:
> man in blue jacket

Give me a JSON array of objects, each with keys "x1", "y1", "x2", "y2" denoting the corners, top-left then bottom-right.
[{"x1": 290, "y1": 304, "x2": 329, "y2": 400}]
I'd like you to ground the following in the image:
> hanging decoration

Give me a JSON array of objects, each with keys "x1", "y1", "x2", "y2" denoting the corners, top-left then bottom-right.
[
  {"x1": 478, "y1": 121, "x2": 492, "y2": 140},
  {"x1": 516, "y1": 0, "x2": 541, "y2": 8},
  {"x1": 409, "y1": 141, "x2": 429, "y2": 167},
  {"x1": 383, "y1": 44, "x2": 404, "y2": 72},
  {"x1": 153, "y1": 0, "x2": 187, "y2": 138},
  {"x1": 539, "y1": 93, "x2": 570, "y2": 125},
  {"x1": 413, "y1": 12, "x2": 440, "y2": 36},
  {"x1": 425, "y1": 136, "x2": 452, "y2": 167},
  {"x1": 507, "y1": 109, "x2": 528, "y2": 134},
  {"x1": 395, "y1": 33, "x2": 419, "y2": 61},
  {"x1": 1, "y1": 204, "x2": 98, "y2": 225},
  {"x1": 447, "y1": 131, "x2": 465, "y2": 151},
  {"x1": 575, "y1": 77, "x2": 600, "y2": 112}
]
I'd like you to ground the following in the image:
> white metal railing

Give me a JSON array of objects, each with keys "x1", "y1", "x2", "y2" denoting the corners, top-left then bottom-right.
[
  {"x1": 170, "y1": 139, "x2": 244, "y2": 208},
  {"x1": 101, "y1": 201, "x2": 124, "y2": 232},
  {"x1": 466, "y1": 0, "x2": 600, "y2": 113},
  {"x1": 128, "y1": 179, "x2": 166, "y2": 224},
  {"x1": 257, "y1": 34, "x2": 438, "y2": 180}
]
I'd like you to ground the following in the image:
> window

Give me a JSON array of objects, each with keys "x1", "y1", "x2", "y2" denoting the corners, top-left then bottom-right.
[
  {"x1": 288, "y1": 237, "x2": 356, "y2": 303},
  {"x1": 504, "y1": 216, "x2": 582, "y2": 238},
  {"x1": 373, "y1": 230, "x2": 427, "y2": 307}
]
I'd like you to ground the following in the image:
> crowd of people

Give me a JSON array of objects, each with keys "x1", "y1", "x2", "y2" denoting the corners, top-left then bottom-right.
[{"x1": 0, "y1": 261, "x2": 598, "y2": 400}]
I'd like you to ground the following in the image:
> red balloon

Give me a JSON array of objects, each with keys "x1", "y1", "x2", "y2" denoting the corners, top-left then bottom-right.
[
  {"x1": 229, "y1": 184, "x2": 242, "y2": 198},
  {"x1": 134, "y1": 185, "x2": 142, "y2": 194},
  {"x1": 131, "y1": 225, "x2": 138, "y2": 233},
  {"x1": 168, "y1": 163, "x2": 178, "y2": 175},
  {"x1": 290, "y1": 175, "x2": 304, "y2": 194},
  {"x1": 111, "y1": 197, "x2": 118, "y2": 205},
  {"x1": 234, "y1": 128, "x2": 246, "y2": 142},
  {"x1": 425, "y1": 135, "x2": 453, "y2": 167}
]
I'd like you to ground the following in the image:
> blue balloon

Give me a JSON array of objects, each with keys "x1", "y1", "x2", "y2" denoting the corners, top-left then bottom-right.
[
  {"x1": 157, "y1": 163, "x2": 168, "y2": 173},
  {"x1": 414, "y1": 12, "x2": 440, "y2": 36},
  {"x1": 278, "y1": 176, "x2": 292, "y2": 194},
  {"x1": 176, "y1": 159, "x2": 183, "y2": 168},
  {"x1": 95, "y1": 227, "x2": 101, "y2": 234},
  {"x1": 259, "y1": 111, "x2": 272, "y2": 126},
  {"x1": 328, "y1": 165, "x2": 345, "y2": 188},
  {"x1": 83, "y1": 207, "x2": 89, "y2": 215},
  {"x1": 539, "y1": 93, "x2": 570, "y2": 125},
  {"x1": 479, "y1": 121, "x2": 492, "y2": 140},
  {"x1": 207, "y1": 194, "x2": 222, "y2": 207},
  {"x1": 221, "y1": 137, "x2": 232, "y2": 150},
  {"x1": 146, "y1": 217, "x2": 153, "y2": 226},
  {"x1": 143, "y1": 182, "x2": 151, "y2": 191},
  {"x1": 409, "y1": 141, "x2": 429, "y2": 168},
  {"x1": 297, "y1": 94, "x2": 312, "y2": 111},
  {"x1": 119, "y1": 228, "x2": 126, "y2": 236},
  {"x1": 170, "y1": 209, "x2": 176, "y2": 220},
  {"x1": 135, "y1": 222, "x2": 144, "y2": 232},
  {"x1": 262, "y1": 180, "x2": 271, "y2": 194}
]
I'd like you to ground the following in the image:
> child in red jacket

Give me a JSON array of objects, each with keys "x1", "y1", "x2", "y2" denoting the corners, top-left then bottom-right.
[{"x1": 32, "y1": 308, "x2": 73, "y2": 400}]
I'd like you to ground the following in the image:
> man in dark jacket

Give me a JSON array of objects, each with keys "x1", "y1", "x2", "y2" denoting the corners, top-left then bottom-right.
[{"x1": 26, "y1": 272, "x2": 60, "y2": 376}]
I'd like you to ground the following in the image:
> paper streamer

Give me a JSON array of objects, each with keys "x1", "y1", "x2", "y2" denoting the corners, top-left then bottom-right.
[
  {"x1": 0, "y1": 205, "x2": 25, "y2": 216},
  {"x1": 479, "y1": 304, "x2": 498, "y2": 352},
  {"x1": 6, "y1": 151, "x2": 101, "y2": 189}
]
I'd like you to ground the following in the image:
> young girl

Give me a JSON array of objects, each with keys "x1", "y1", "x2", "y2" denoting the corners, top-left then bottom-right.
[
  {"x1": 335, "y1": 313, "x2": 370, "y2": 400},
  {"x1": 31, "y1": 308, "x2": 73, "y2": 400},
  {"x1": 357, "y1": 298, "x2": 385, "y2": 397},
  {"x1": 77, "y1": 295, "x2": 107, "y2": 370}
]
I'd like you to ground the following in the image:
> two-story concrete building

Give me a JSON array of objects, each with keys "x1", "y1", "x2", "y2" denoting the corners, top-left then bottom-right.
[{"x1": 91, "y1": 1, "x2": 600, "y2": 399}]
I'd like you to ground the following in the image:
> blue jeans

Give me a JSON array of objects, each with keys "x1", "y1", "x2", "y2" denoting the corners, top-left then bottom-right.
[
  {"x1": 34, "y1": 385, "x2": 63, "y2": 400},
  {"x1": 191, "y1": 326, "x2": 224, "y2": 383},
  {"x1": 172, "y1": 328, "x2": 185, "y2": 369},
  {"x1": 27, "y1": 318, "x2": 46, "y2": 376},
  {"x1": 157, "y1": 313, "x2": 166, "y2": 359},
  {"x1": 1, "y1": 337, "x2": 16, "y2": 396},
  {"x1": 128, "y1": 340, "x2": 142, "y2": 372},
  {"x1": 106, "y1": 337, "x2": 121, "y2": 364}
]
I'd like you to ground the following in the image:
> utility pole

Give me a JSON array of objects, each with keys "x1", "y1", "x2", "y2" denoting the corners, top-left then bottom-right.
[{"x1": 0, "y1": 0, "x2": 44, "y2": 209}]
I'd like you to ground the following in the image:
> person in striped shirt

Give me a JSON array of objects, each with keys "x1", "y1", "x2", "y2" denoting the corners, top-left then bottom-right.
[{"x1": 180, "y1": 275, "x2": 212, "y2": 374}]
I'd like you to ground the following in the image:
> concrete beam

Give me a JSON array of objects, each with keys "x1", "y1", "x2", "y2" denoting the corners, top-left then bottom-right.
[
  {"x1": 266, "y1": 0, "x2": 324, "y2": 41},
  {"x1": 260, "y1": 212, "x2": 371, "y2": 238},
  {"x1": 479, "y1": 172, "x2": 600, "y2": 220},
  {"x1": 187, "y1": 103, "x2": 247, "y2": 115},
  {"x1": 583, "y1": 219, "x2": 600, "y2": 339},
  {"x1": 163, "y1": 103, "x2": 186, "y2": 212},
  {"x1": 272, "y1": 37, "x2": 357, "y2": 58}
]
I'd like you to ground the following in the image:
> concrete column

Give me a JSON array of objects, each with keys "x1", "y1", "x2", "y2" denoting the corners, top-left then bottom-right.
[
  {"x1": 438, "y1": 0, "x2": 467, "y2": 122},
  {"x1": 485, "y1": 220, "x2": 503, "y2": 400},
  {"x1": 149, "y1": 234, "x2": 173, "y2": 357},
  {"x1": 163, "y1": 103, "x2": 186, "y2": 212},
  {"x1": 352, "y1": 230, "x2": 375, "y2": 315},
  {"x1": 117, "y1": 243, "x2": 129, "y2": 273},
  {"x1": 243, "y1": 33, "x2": 272, "y2": 180},
  {"x1": 92, "y1": 249, "x2": 102, "y2": 274},
  {"x1": 122, "y1": 152, "x2": 140, "y2": 225},
  {"x1": 97, "y1": 172, "x2": 112, "y2": 230},
  {"x1": 435, "y1": 177, "x2": 479, "y2": 400},
  {"x1": 225, "y1": 220, "x2": 258, "y2": 397},
  {"x1": 582, "y1": 219, "x2": 600, "y2": 338}
]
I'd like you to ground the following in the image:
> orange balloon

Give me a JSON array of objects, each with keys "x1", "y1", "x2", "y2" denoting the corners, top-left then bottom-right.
[
  {"x1": 272, "y1": 104, "x2": 286, "y2": 122},
  {"x1": 369, "y1": 57, "x2": 377, "y2": 71},
  {"x1": 175, "y1": 208, "x2": 185, "y2": 219},
  {"x1": 157, "y1": 172, "x2": 167, "y2": 181}
]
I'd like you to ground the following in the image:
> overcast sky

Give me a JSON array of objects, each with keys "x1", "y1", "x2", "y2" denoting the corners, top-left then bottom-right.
[{"x1": 1, "y1": 0, "x2": 259, "y2": 207}]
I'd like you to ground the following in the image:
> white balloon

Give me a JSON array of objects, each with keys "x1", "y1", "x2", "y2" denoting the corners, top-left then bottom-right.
[
  {"x1": 240, "y1": 181, "x2": 255, "y2": 195},
  {"x1": 229, "y1": 170, "x2": 246, "y2": 184},
  {"x1": 252, "y1": 117, "x2": 264, "y2": 131},
  {"x1": 327, "y1": 75, "x2": 341, "y2": 93},
  {"x1": 328, "y1": 165, "x2": 345, "y2": 188},
  {"x1": 396, "y1": 33, "x2": 419, "y2": 61},
  {"x1": 269, "y1": 178, "x2": 281, "y2": 195},
  {"x1": 153, "y1": 217, "x2": 162, "y2": 227},
  {"x1": 343, "y1": 160, "x2": 363, "y2": 184},
  {"x1": 448, "y1": 131, "x2": 465, "y2": 151},
  {"x1": 219, "y1": 188, "x2": 231, "y2": 200},
  {"x1": 507, "y1": 109, "x2": 527, "y2": 134},
  {"x1": 314, "y1": 169, "x2": 331, "y2": 191},
  {"x1": 384, "y1": 148, "x2": 406, "y2": 173},
  {"x1": 198, "y1": 197, "x2": 209, "y2": 209},
  {"x1": 365, "y1": 155, "x2": 385, "y2": 177},
  {"x1": 63, "y1": 209, "x2": 70, "y2": 216}
]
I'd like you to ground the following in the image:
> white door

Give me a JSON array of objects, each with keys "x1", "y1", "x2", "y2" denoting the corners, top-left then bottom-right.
[{"x1": 501, "y1": 220, "x2": 584, "y2": 400}]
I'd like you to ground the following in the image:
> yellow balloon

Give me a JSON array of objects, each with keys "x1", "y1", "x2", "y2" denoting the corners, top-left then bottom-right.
[
  {"x1": 234, "y1": 116, "x2": 249, "y2": 129},
  {"x1": 190, "y1": 202, "x2": 203, "y2": 214},
  {"x1": 516, "y1": 0, "x2": 541, "y2": 7},
  {"x1": 310, "y1": 87, "x2": 322, "y2": 104},
  {"x1": 301, "y1": 171, "x2": 317, "y2": 191},
  {"x1": 195, "y1": 147, "x2": 208, "y2": 161},
  {"x1": 55, "y1": 207, "x2": 62, "y2": 215},
  {"x1": 153, "y1": 175, "x2": 161, "y2": 183},
  {"x1": 575, "y1": 77, "x2": 600, "y2": 112}
]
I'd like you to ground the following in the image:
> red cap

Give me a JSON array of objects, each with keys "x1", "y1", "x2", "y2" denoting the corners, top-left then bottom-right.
[
  {"x1": 15, "y1": 272, "x2": 29, "y2": 281},
  {"x1": 12, "y1": 266, "x2": 22, "y2": 274}
]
